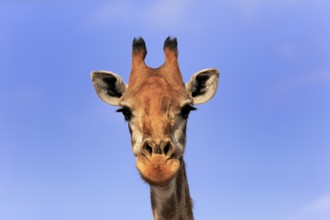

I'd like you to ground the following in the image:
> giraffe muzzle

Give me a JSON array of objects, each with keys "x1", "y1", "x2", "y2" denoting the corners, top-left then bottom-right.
[{"x1": 136, "y1": 138, "x2": 180, "y2": 186}]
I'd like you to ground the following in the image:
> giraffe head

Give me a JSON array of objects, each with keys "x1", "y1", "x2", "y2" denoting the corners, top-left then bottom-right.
[{"x1": 91, "y1": 37, "x2": 219, "y2": 186}]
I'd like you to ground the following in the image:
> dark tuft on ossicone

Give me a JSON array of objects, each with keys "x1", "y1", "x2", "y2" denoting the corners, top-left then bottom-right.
[
  {"x1": 133, "y1": 37, "x2": 147, "y2": 58},
  {"x1": 163, "y1": 36, "x2": 177, "y2": 51}
]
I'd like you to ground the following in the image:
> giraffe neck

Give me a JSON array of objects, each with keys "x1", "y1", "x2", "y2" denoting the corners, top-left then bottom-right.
[{"x1": 150, "y1": 158, "x2": 194, "y2": 220}]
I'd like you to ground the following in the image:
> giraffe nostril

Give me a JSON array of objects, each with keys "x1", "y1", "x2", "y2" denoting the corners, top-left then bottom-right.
[
  {"x1": 163, "y1": 143, "x2": 171, "y2": 155},
  {"x1": 146, "y1": 144, "x2": 153, "y2": 155},
  {"x1": 143, "y1": 140, "x2": 173, "y2": 157}
]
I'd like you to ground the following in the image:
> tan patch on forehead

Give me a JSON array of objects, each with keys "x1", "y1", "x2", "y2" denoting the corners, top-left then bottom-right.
[
  {"x1": 160, "y1": 96, "x2": 170, "y2": 114},
  {"x1": 144, "y1": 97, "x2": 151, "y2": 115},
  {"x1": 143, "y1": 95, "x2": 170, "y2": 116},
  {"x1": 123, "y1": 66, "x2": 188, "y2": 102},
  {"x1": 130, "y1": 76, "x2": 182, "y2": 107}
]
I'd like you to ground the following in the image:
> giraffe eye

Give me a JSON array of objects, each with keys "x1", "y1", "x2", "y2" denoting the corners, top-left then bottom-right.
[
  {"x1": 116, "y1": 107, "x2": 132, "y2": 121},
  {"x1": 180, "y1": 105, "x2": 197, "y2": 119}
]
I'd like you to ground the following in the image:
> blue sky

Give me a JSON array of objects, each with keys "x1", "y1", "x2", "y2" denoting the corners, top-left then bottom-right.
[{"x1": 0, "y1": 1, "x2": 329, "y2": 219}]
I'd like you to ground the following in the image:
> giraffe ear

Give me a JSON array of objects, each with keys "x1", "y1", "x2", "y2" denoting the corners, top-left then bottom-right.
[
  {"x1": 91, "y1": 71, "x2": 127, "y2": 106},
  {"x1": 186, "y1": 68, "x2": 220, "y2": 104}
]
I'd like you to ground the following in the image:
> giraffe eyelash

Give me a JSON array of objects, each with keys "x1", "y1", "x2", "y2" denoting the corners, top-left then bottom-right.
[
  {"x1": 116, "y1": 107, "x2": 133, "y2": 121},
  {"x1": 180, "y1": 105, "x2": 197, "y2": 119}
]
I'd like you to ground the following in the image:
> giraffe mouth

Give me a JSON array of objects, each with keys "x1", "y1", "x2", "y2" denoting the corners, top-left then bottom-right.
[{"x1": 136, "y1": 154, "x2": 180, "y2": 186}]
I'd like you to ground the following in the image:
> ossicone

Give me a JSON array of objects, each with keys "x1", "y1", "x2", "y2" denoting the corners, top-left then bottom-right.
[
  {"x1": 163, "y1": 36, "x2": 178, "y2": 63},
  {"x1": 163, "y1": 36, "x2": 177, "y2": 52},
  {"x1": 132, "y1": 37, "x2": 147, "y2": 60}
]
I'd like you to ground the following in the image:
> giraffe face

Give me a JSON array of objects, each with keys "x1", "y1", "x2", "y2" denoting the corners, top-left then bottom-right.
[
  {"x1": 91, "y1": 37, "x2": 219, "y2": 186},
  {"x1": 119, "y1": 76, "x2": 193, "y2": 185}
]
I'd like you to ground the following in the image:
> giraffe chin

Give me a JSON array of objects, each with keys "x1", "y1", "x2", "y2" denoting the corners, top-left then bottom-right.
[{"x1": 136, "y1": 154, "x2": 180, "y2": 186}]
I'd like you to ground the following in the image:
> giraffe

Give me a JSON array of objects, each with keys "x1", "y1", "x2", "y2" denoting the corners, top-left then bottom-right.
[{"x1": 91, "y1": 37, "x2": 219, "y2": 220}]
